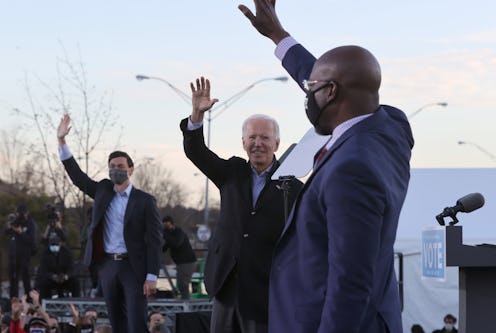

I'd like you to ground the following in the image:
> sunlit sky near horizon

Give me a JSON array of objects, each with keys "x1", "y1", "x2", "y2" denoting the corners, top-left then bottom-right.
[{"x1": 1, "y1": 1, "x2": 495, "y2": 212}]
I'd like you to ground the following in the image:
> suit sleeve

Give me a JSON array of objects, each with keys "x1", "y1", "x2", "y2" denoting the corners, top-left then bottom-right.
[
  {"x1": 319, "y1": 158, "x2": 386, "y2": 332},
  {"x1": 180, "y1": 118, "x2": 231, "y2": 188},
  {"x1": 145, "y1": 195, "x2": 163, "y2": 276},
  {"x1": 282, "y1": 44, "x2": 317, "y2": 91},
  {"x1": 62, "y1": 156, "x2": 98, "y2": 199}
]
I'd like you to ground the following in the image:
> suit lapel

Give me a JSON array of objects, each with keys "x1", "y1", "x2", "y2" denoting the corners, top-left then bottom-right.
[
  {"x1": 278, "y1": 110, "x2": 386, "y2": 240},
  {"x1": 124, "y1": 187, "x2": 136, "y2": 226}
]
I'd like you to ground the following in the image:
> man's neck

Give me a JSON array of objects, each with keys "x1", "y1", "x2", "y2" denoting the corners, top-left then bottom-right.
[{"x1": 115, "y1": 181, "x2": 131, "y2": 194}]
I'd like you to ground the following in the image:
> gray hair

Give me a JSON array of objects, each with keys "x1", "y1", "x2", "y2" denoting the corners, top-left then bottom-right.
[{"x1": 242, "y1": 114, "x2": 280, "y2": 140}]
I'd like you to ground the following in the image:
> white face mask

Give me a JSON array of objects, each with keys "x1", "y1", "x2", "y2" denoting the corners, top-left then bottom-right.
[
  {"x1": 30, "y1": 328, "x2": 46, "y2": 333},
  {"x1": 49, "y1": 245, "x2": 60, "y2": 253},
  {"x1": 444, "y1": 323, "x2": 454, "y2": 331}
]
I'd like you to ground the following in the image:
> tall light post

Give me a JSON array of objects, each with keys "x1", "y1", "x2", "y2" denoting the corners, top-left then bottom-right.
[
  {"x1": 408, "y1": 102, "x2": 448, "y2": 119},
  {"x1": 136, "y1": 74, "x2": 191, "y2": 105},
  {"x1": 458, "y1": 140, "x2": 496, "y2": 163},
  {"x1": 136, "y1": 74, "x2": 288, "y2": 227}
]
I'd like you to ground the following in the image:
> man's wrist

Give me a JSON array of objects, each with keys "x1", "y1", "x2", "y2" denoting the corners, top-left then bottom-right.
[{"x1": 270, "y1": 30, "x2": 290, "y2": 45}]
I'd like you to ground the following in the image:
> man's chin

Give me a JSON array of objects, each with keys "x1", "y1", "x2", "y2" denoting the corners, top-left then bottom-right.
[{"x1": 314, "y1": 125, "x2": 331, "y2": 136}]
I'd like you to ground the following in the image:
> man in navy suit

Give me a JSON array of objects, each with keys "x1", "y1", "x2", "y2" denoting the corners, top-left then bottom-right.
[
  {"x1": 240, "y1": 1, "x2": 414, "y2": 332},
  {"x1": 57, "y1": 114, "x2": 163, "y2": 333}
]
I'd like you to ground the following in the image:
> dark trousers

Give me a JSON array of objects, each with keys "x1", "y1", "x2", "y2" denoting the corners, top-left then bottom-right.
[
  {"x1": 35, "y1": 276, "x2": 80, "y2": 300},
  {"x1": 176, "y1": 262, "x2": 196, "y2": 300},
  {"x1": 99, "y1": 257, "x2": 148, "y2": 333},
  {"x1": 210, "y1": 270, "x2": 268, "y2": 333},
  {"x1": 8, "y1": 257, "x2": 31, "y2": 298}
]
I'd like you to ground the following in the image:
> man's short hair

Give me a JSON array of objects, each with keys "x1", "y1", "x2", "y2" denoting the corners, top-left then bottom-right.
[
  {"x1": 108, "y1": 151, "x2": 134, "y2": 168},
  {"x1": 242, "y1": 114, "x2": 280, "y2": 140},
  {"x1": 17, "y1": 203, "x2": 28, "y2": 215},
  {"x1": 147, "y1": 311, "x2": 161, "y2": 322},
  {"x1": 162, "y1": 216, "x2": 174, "y2": 224},
  {"x1": 444, "y1": 314, "x2": 457, "y2": 323}
]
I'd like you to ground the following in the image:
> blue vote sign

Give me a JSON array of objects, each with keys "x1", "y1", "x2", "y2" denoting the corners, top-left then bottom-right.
[{"x1": 421, "y1": 227, "x2": 446, "y2": 281}]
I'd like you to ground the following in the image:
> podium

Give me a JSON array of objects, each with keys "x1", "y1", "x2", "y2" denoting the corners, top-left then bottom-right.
[{"x1": 445, "y1": 226, "x2": 496, "y2": 332}]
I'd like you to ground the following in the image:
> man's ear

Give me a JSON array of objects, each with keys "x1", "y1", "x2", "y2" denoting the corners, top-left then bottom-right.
[{"x1": 327, "y1": 81, "x2": 338, "y2": 101}]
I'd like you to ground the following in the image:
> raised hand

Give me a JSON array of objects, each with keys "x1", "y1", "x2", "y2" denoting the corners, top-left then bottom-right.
[
  {"x1": 190, "y1": 77, "x2": 219, "y2": 123},
  {"x1": 29, "y1": 289, "x2": 40, "y2": 307},
  {"x1": 57, "y1": 114, "x2": 72, "y2": 144},
  {"x1": 238, "y1": 0, "x2": 289, "y2": 44}
]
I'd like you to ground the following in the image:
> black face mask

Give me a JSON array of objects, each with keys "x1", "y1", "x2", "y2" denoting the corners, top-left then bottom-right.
[
  {"x1": 109, "y1": 168, "x2": 128, "y2": 185},
  {"x1": 304, "y1": 82, "x2": 334, "y2": 128}
]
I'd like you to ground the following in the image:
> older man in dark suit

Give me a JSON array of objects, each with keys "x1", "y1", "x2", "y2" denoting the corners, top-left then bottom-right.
[
  {"x1": 57, "y1": 114, "x2": 163, "y2": 333},
  {"x1": 181, "y1": 77, "x2": 302, "y2": 333},
  {"x1": 240, "y1": 1, "x2": 414, "y2": 332}
]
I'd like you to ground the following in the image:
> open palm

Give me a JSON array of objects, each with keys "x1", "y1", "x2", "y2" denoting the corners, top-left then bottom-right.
[{"x1": 191, "y1": 77, "x2": 218, "y2": 114}]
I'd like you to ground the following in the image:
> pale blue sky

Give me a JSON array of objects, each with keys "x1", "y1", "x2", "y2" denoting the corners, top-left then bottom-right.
[{"x1": 1, "y1": 1, "x2": 496, "y2": 208}]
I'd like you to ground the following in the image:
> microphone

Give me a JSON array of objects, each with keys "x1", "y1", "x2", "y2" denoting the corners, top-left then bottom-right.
[{"x1": 436, "y1": 192, "x2": 485, "y2": 225}]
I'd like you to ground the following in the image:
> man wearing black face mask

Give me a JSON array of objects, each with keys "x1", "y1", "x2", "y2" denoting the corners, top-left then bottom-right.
[
  {"x1": 239, "y1": 1, "x2": 414, "y2": 333},
  {"x1": 56, "y1": 114, "x2": 163, "y2": 333}
]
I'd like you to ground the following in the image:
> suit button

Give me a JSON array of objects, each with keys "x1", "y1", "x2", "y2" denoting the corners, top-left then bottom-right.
[
  {"x1": 251, "y1": 211, "x2": 256, "y2": 215},
  {"x1": 243, "y1": 234, "x2": 249, "y2": 238}
]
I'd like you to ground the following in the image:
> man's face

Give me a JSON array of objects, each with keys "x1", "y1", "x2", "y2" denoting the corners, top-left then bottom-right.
[
  {"x1": 85, "y1": 310, "x2": 97, "y2": 321},
  {"x1": 48, "y1": 318, "x2": 58, "y2": 332},
  {"x1": 242, "y1": 118, "x2": 279, "y2": 173},
  {"x1": 108, "y1": 156, "x2": 133, "y2": 186},
  {"x1": 163, "y1": 221, "x2": 174, "y2": 230},
  {"x1": 149, "y1": 313, "x2": 164, "y2": 331}
]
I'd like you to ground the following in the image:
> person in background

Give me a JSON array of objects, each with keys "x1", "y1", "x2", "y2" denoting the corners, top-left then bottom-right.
[
  {"x1": 432, "y1": 314, "x2": 458, "y2": 333},
  {"x1": 47, "y1": 313, "x2": 61, "y2": 333},
  {"x1": 35, "y1": 235, "x2": 80, "y2": 300},
  {"x1": 161, "y1": 216, "x2": 197, "y2": 300},
  {"x1": 3, "y1": 205, "x2": 38, "y2": 300},
  {"x1": 181, "y1": 77, "x2": 303, "y2": 333},
  {"x1": 239, "y1": 1, "x2": 413, "y2": 332},
  {"x1": 83, "y1": 308, "x2": 98, "y2": 324},
  {"x1": 41, "y1": 206, "x2": 68, "y2": 247},
  {"x1": 63, "y1": 303, "x2": 95, "y2": 333},
  {"x1": 147, "y1": 312, "x2": 171, "y2": 333},
  {"x1": 411, "y1": 323, "x2": 425, "y2": 333}
]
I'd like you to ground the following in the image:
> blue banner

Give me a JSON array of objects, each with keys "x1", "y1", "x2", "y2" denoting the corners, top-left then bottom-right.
[{"x1": 421, "y1": 227, "x2": 446, "y2": 281}]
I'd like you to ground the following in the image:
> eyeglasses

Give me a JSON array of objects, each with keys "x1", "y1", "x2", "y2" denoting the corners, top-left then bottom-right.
[{"x1": 302, "y1": 79, "x2": 334, "y2": 92}]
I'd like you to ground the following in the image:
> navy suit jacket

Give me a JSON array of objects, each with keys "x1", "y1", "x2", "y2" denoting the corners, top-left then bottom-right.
[
  {"x1": 268, "y1": 44, "x2": 413, "y2": 333},
  {"x1": 62, "y1": 156, "x2": 163, "y2": 282}
]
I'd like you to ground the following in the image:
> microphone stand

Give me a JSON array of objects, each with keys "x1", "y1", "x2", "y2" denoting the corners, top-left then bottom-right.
[
  {"x1": 436, "y1": 207, "x2": 460, "y2": 226},
  {"x1": 277, "y1": 175, "x2": 296, "y2": 223}
]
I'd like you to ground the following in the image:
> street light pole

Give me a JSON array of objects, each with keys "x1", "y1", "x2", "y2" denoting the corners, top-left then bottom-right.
[
  {"x1": 408, "y1": 102, "x2": 448, "y2": 119},
  {"x1": 136, "y1": 74, "x2": 288, "y2": 227},
  {"x1": 136, "y1": 74, "x2": 191, "y2": 105},
  {"x1": 458, "y1": 140, "x2": 496, "y2": 163}
]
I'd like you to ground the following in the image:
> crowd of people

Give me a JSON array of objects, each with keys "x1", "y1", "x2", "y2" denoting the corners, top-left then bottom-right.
[{"x1": 1, "y1": 201, "x2": 192, "y2": 333}]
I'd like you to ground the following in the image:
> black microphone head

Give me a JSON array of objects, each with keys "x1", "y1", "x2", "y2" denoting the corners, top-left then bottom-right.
[{"x1": 456, "y1": 192, "x2": 485, "y2": 213}]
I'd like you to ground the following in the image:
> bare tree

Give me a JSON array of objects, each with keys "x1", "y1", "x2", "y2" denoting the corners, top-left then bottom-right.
[
  {"x1": 0, "y1": 127, "x2": 27, "y2": 189},
  {"x1": 10, "y1": 43, "x2": 121, "y2": 230},
  {"x1": 132, "y1": 162, "x2": 188, "y2": 208}
]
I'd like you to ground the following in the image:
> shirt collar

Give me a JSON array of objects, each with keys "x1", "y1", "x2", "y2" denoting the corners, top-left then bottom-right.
[{"x1": 325, "y1": 113, "x2": 373, "y2": 150}]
